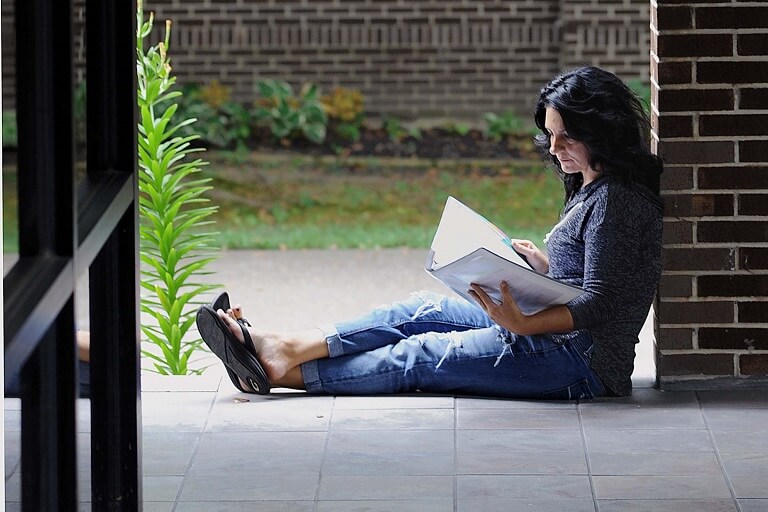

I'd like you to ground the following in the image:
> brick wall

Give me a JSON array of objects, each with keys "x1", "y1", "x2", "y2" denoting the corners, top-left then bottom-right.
[
  {"x1": 560, "y1": 0, "x2": 651, "y2": 81},
  {"x1": 652, "y1": 1, "x2": 768, "y2": 387},
  {"x1": 2, "y1": 0, "x2": 651, "y2": 119},
  {"x1": 1, "y1": 1, "x2": 15, "y2": 110}
]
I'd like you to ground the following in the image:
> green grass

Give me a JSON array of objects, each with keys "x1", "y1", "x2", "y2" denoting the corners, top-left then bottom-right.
[
  {"x1": 3, "y1": 165, "x2": 17, "y2": 253},
  {"x1": 206, "y1": 153, "x2": 563, "y2": 250},
  {"x1": 2, "y1": 151, "x2": 565, "y2": 253}
]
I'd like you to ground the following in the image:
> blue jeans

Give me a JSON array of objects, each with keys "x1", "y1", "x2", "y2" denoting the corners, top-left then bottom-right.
[{"x1": 301, "y1": 291, "x2": 606, "y2": 399}]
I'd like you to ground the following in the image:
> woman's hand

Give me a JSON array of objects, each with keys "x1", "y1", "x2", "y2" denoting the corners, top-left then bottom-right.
[
  {"x1": 512, "y1": 239, "x2": 549, "y2": 274},
  {"x1": 469, "y1": 281, "x2": 530, "y2": 335},
  {"x1": 469, "y1": 281, "x2": 576, "y2": 336}
]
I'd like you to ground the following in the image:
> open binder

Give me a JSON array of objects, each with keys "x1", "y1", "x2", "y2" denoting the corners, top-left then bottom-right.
[{"x1": 425, "y1": 196, "x2": 583, "y2": 315}]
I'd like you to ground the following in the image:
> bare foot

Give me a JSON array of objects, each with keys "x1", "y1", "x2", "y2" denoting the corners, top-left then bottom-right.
[{"x1": 215, "y1": 309, "x2": 293, "y2": 384}]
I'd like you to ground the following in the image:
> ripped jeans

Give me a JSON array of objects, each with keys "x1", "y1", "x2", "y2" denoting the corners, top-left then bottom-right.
[{"x1": 301, "y1": 291, "x2": 606, "y2": 400}]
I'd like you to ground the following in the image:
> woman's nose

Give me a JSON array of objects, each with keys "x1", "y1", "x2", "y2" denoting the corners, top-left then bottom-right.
[{"x1": 549, "y1": 136, "x2": 559, "y2": 155}]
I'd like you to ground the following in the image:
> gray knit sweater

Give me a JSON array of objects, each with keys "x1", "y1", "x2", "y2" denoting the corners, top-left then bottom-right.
[{"x1": 545, "y1": 175, "x2": 663, "y2": 396}]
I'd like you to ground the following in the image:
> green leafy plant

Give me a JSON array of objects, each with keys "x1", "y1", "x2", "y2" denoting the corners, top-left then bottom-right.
[
  {"x1": 483, "y1": 111, "x2": 530, "y2": 141},
  {"x1": 627, "y1": 78, "x2": 651, "y2": 115},
  {"x1": 253, "y1": 78, "x2": 327, "y2": 144},
  {"x1": 2, "y1": 111, "x2": 17, "y2": 148},
  {"x1": 136, "y1": 3, "x2": 220, "y2": 375},
  {"x1": 322, "y1": 87, "x2": 365, "y2": 142},
  {"x1": 445, "y1": 121, "x2": 471, "y2": 137},
  {"x1": 382, "y1": 116, "x2": 421, "y2": 142},
  {"x1": 173, "y1": 84, "x2": 232, "y2": 148},
  {"x1": 221, "y1": 101, "x2": 252, "y2": 152},
  {"x1": 73, "y1": 81, "x2": 87, "y2": 148}
]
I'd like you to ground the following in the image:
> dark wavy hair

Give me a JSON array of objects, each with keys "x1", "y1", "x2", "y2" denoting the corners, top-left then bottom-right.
[{"x1": 534, "y1": 66, "x2": 663, "y2": 203}]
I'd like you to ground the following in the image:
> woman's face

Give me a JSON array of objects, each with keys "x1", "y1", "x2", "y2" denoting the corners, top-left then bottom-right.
[{"x1": 544, "y1": 107, "x2": 597, "y2": 183}]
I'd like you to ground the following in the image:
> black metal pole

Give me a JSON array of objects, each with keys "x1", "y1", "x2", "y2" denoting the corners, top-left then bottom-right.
[
  {"x1": 86, "y1": 0, "x2": 143, "y2": 509},
  {"x1": 14, "y1": 0, "x2": 79, "y2": 509}
]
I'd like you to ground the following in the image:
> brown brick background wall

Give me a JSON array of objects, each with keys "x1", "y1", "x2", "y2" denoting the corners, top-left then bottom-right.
[
  {"x1": 2, "y1": 0, "x2": 651, "y2": 119},
  {"x1": 652, "y1": 2, "x2": 768, "y2": 387}
]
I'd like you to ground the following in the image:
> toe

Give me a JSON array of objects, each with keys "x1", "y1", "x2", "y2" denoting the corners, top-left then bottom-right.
[{"x1": 217, "y1": 309, "x2": 245, "y2": 343}]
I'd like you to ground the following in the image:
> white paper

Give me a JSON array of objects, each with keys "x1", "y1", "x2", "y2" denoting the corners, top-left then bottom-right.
[
  {"x1": 425, "y1": 196, "x2": 583, "y2": 315},
  {"x1": 429, "y1": 196, "x2": 531, "y2": 270}
]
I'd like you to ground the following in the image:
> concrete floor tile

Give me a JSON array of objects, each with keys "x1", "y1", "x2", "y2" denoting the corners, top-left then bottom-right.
[
  {"x1": 598, "y1": 499, "x2": 738, "y2": 512},
  {"x1": 180, "y1": 473, "x2": 318, "y2": 501},
  {"x1": 141, "y1": 392, "x2": 216, "y2": 433},
  {"x1": 703, "y1": 408, "x2": 768, "y2": 432},
  {"x1": 722, "y1": 454, "x2": 768, "y2": 498},
  {"x1": 458, "y1": 449, "x2": 588, "y2": 475},
  {"x1": 317, "y1": 500, "x2": 454, "y2": 512},
  {"x1": 458, "y1": 475, "x2": 593, "y2": 500},
  {"x1": 5, "y1": 472, "x2": 20, "y2": 502},
  {"x1": 331, "y1": 408, "x2": 453, "y2": 430},
  {"x1": 456, "y1": 397, "x2": 576, "y2": 410},
  {"x1": 324, "y1": 450, "x2": 454, "y2": 476},
  {"x1": 584, "y1": 429, "x2": 715, "y2": 453},
  {"x1": 589, "y1": 451, "x2": 723, "y2": 476},
  {"x1": 142, "y1": 432, "x2": 200, "y2": 476},
  {"x1": 142, "y1": 475, "x2": 184, "y2": 502},
  {"x1": 579, "y1": 404, "x2": 706, "y2": 430},
  {"x1": 175, "y1": 502, "x2": 314, "y2": 512},
  {"x1": 593, "y1": 474, "x2": 732, "y2": 500},
  {"x1": 206, "y1": 394, "x2": 332, "y2": 432},
  {"x1": 324, "y1": 429, "x2": 453, "y2": 475},
  {"x1": 188, "y1": 431, "x2": 326, "y2": 476},
  {"x1": 740, "y1": 499, "x2": 768, "y2": 512},
  {"x1": 458, "y1": 499, "x2": 595, "y2": 512},
  {"x1": 458, "y1": 429, "x2": 584, "y2": 452},
  {"x1": 141, "y1": 502, "x2": 175, "y2": 512},
  {"x1": 457, "y1": 408, "x2": 580, "y2": 430},
  {"x1": 327, "y1": 429, "x2": 453, "y2": 454},
  {"x1": 319, "y1": 475, "x2": 453, "y2": 500},
  {"x1": 4, "y1": 430, "x2": 20, "y2": 475},
  {"x1": 76, "y1": 399, "x2": 92, "y2": 433},
  {"x1": 712, "y1": 430, "x2": 768, "y2": 455},
  {"x1": 4, "y1": 409, "x2": 20, "y2": 432},
  {"x1": 334, "y1": 394, "x2": 454, "y2": 409},
  {"x1": 457, "y1": 429, "x2": 587, "y2": 475}
]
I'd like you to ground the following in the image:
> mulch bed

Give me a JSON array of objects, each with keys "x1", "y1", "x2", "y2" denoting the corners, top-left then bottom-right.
[{"x1": 241, "y1": 126, "x2": 540, "y2": 160}]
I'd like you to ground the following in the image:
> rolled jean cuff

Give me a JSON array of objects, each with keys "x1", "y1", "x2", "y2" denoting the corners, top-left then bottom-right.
[
  {"x1": 318, "y1": 322, "x2": 344, "y2": 358},
  {"x1": 301, "y1": 360, "x2": 322, "y2": 393}
]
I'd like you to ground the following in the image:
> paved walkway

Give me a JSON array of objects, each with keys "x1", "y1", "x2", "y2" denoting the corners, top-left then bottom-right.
[{"x1": 5, "y1": 250, "x2": 768, "y2": 511}]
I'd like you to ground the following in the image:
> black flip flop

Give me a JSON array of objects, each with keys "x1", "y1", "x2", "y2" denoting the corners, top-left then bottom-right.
[
  {"x1": 196, "y1": 304, "x2": 270, "y2": 395},
  {"x1": 210, "y1": 292, "x2": 252, "y2": 393},
  {"x1": 210, "y1": 292, "x2": 260, "y2": 393}
]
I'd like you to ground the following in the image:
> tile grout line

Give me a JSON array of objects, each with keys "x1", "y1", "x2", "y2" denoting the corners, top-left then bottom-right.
[
  {"x1": 312, "y1": 394, "x2": 337, "y2": 512},
  {"x1": 696, "y1": 391, "x2": 744, "y2": 512},
  {"x1": 165, "y1": 387, "x2": 221, "y2": 512},
  {"x1": 577, "y1": 399, "x2": 601, "y2": 512},
  {"x1": 453, "y1": 395, "x2": 459, "y2": 512}
]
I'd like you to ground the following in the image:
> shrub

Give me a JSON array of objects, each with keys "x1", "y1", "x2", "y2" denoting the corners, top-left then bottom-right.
[
  {"x1": 322, "y1": 87, "x2": 365, "y2": 142},
  {"x1": 382, "y1": 116, "x2": 421, "y2": 142},
  {"x1": 2, "y1": 111, "x2": 17, "y2": 148},
  {"x1": 483, "y1": 111, "x2": 531, "y2": 141},
  {"x1": 253, "y1": 79, "x2": 327, "y2": 144}
]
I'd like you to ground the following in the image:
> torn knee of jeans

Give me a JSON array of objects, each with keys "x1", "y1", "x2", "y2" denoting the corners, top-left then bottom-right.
[
  {"x1": 493, "y1": 326, "x2": 514, "y2": 367},
  {"x1": 435, "y1": 331, "x2": 463, "y2": 370},
  {"x1": 410, "y1": 291, "x2": 443, "y2": 320},
  {"x1": 494, "y1": 325, "x2": 513, "y2": 344}
]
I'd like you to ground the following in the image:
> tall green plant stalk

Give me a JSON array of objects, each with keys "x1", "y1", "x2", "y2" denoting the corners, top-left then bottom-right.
[{"x1": 137, "y1": 3, "x2": 219, "y2": 375}]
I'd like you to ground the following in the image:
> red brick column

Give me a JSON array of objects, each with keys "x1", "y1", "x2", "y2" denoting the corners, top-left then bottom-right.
[{"x1": 652, "y1": 1, "x2": 768, "y2": 387}]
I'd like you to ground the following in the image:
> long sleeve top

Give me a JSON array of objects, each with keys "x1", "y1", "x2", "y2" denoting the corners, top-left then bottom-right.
[{"x1": 545, "y1": 175, "x2": 663, "y2": 396}]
